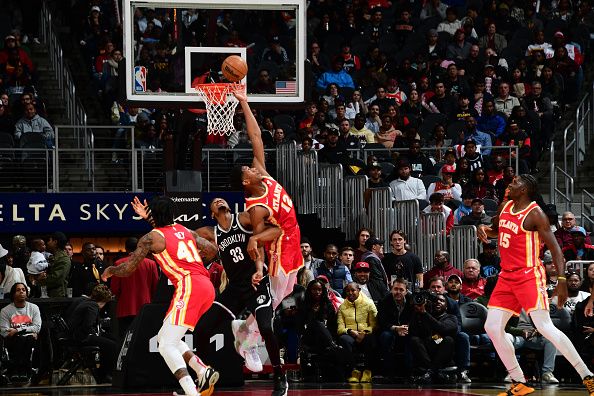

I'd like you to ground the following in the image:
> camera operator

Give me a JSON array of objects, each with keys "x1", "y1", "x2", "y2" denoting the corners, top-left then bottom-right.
[
  {"x1": 408, "y1": 292, "x2": 457, "y2": 384},
  {"x1": 428, "y1": 276, "x2": 471, "y2": 383},
  {"x1": 66, "y1": 284, "x2": 117, "y2": 384},
  {"x1": 377, "y1": 278, "x2": 412, "y2": 380}
]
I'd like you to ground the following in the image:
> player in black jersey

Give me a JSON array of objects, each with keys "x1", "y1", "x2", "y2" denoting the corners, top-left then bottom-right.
[{"x1": 194, "y1": 198, "x2": 285, "y2": 390}]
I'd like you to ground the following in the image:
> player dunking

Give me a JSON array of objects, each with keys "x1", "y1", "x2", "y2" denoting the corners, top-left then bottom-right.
[
  {"x1": 229, "y1": 87, "x2": 304, "y2": 395},
  {"x1": 102, "y1": 196, "x2": 219, "y2": 396},
  {"x1": 194, "y1": 198, "x2": 287, "y2": 396},
  {"x1": 478, "y1": 175, "x2": 594, "y2": 396}
]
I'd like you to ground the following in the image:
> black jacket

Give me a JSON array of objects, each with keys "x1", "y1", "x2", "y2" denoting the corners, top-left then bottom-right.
[
  {"x1": 377, "y1": 294, "x2": 413, "y2": 332},
  {"x1": 67, "y1": 298, "x2": 100, "y2": 343},
  {"x1": 409, "y1": 310, "x2": 458, "y2": 339}
]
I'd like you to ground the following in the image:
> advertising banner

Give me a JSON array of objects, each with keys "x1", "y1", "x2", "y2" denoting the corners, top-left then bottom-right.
[{"x1": 0, "y1": 192, "x2": 245, "y2": 234}]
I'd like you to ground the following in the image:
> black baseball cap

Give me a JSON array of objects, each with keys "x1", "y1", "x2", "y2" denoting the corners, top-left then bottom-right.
[{"x1": 364, "y1": 237, "x2": 384, "y2": 250}]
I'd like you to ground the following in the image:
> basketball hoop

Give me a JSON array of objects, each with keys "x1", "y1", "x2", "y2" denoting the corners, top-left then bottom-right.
[{"x1": 194, "y1": 83, "x2": 243, "y2": 136}]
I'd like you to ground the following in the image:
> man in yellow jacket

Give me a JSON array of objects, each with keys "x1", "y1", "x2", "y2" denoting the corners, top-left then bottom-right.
[{"x1": 337, "y1": 282, "x2": 378, "y2": 383}]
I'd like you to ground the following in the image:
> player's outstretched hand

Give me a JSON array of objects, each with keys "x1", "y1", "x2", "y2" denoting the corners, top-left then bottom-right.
[
  {"x1": 252, "y1": 270, "x2": 264, "y2": 290},
  {"x1": 553, "y1": 280, "x2": 568, "y2": 309},
  {"x1": 231, "y1": 83, "x2": 247, "y2": 102},
  {"x1": 131, "y1": 196, "x2": 150, "y2": 220},
  {"x1": 101, "y1": 266, "x2": 114, "y2": 282},
  {"x1": 477, "y1": 224, "x2": 492, "y2": 244},
  {"x1": 247, "y1": 237, "x2": 260, "y2": 261}
]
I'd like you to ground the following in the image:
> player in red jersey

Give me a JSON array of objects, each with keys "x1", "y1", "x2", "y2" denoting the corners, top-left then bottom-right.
[
  {"x1": 101, "y1": 196, "x2": 220, "y2": 396},
  {"x1": 478, "y1": 175, "x2": 594, "y2": 396},
  {"x1": 229, "y1": 86, "x2": 303, "y2": 396}
]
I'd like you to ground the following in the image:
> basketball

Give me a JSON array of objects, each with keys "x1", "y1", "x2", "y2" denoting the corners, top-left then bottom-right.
[{"x1": 221, "y1": 55, "x2": 248, "y2": 82}]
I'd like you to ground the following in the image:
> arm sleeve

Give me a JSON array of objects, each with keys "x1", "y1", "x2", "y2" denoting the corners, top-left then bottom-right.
[
  {"x1": 451, "y1": 184, "x2": 462, "y2": 201},
  {"x1": 0, "y1": 307, "x2": 12, "y2": 337},
  {"x1": 336, "y1": 308, "x2": 347, "y2": 335},
  {"x1": 14, "y1": 121, "x2": 23, "y2": 140},
  {"x1": 28, "y1": 304, "x2": 42, "y2": 334},
  {"x1": 416, "y1": 179, "x2": 427, "y2": 200},
  {"x1": 45, "y1": 256, "x2": 70, "y2": 290},
  {"x1": 483, "y1": 134, "x2": 492, "y2": 156},
  {"x1": 368, "y1": 303, "x2": 378, "y2": 332},
  {"x1": 345, "y1": 267, "x2": 353, "y2": 283},
  {"x1": 496, "y1": 117, "x2": 506, "y2": 136}
]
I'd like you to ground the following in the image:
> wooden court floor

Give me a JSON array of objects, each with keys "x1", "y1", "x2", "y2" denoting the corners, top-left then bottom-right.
[{"x1": 0, "y1": 381, "x2": 591, "y2": 396}]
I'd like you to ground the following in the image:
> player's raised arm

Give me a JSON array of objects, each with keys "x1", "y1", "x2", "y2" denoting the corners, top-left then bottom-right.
[
  {"x1": 232, "y1": 85, "x2": 269, "y2": 177},
  {"x1": 195, "y1": 226, "x2": 216, "y2": 244},
  {"x1": 190, "y1": 230, "x2": 218, "y2": 261},
  {"x1": 247, "y1": 223, "x2": 282, "y2": 261},
  {"x1": 102, "y1": 231, "x2": 164, "y2": 280}
]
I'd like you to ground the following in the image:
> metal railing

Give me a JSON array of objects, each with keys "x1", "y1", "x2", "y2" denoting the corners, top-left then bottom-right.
[
  {"x1": 343, "y1": 176, "x2": 368, "y2": 239},
  {"x1": 318, "y1": 164, "x2": 343, "y2": 228},
  {"x1": 550, "y1": 143, "x2": 575, "y2": 212},
  {"x1": 346, "y1": 145, "x2": 521, "y2": 175},
  {"x1": 419, "y1": 212, "x2": 447, "y2": 267},
  {"x1": 367, "y1": 187, "x2": 393, "y2": 243},
  {"x1": 450, "y1": 226, "x2": 479, "y2": 271},
  {"x1": 40, "y1": 2, "x2": 87, "y2": 128},
  {"x1": 550, "y1": 85, "x2": 594, "y2": 208},
  {"x1": 393, "y1": 199, "x2": 421, "y2": 260},
  {"x1": 294, "y1": 151, "x2": 318, "y2": 214},
  {"x1": 582, "y1": 190, "x2": 594, "y2": 231},
  {"x1": 566, "y1": 260, "x2": 594, "y2": 278}
]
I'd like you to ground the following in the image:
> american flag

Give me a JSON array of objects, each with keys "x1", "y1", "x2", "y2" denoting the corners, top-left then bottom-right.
[{"x1": 275, "y1": 80, "x2": 297, "y2": 94}]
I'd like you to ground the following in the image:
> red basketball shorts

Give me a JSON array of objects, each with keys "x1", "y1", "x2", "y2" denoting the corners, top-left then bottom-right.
[
  {"x1": 268, "y1": 231, "x2": 304, "y2": 277},
  {"x1": 488, "y1": 265, "x2": 549, "y2": 315},
  {"x1": 166, "y1": 274, "x2": 215, "y2": 331}
]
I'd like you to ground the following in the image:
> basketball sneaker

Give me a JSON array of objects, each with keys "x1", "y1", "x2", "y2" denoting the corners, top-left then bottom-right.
[
  {"x1": 272, "y1": 371, "x2": 288, "y2": 396},
  {"x1": 497, "y1": 382, "x2": 535, "y2": 396},
  {"x1": 583, "y1": 375, "x2": 594, "y2": 395},
  {"x1": 241, "y1": 345, "x2": 263, "y2": 373},
  {"x1": 196, "y1": 366, "x2": 219, "y2": 396}
]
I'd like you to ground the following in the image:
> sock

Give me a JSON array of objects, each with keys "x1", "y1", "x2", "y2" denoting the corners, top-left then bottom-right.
[
  {"x1": 507, "y1": 364, "x2": 526, "y2": 383},
  {"x1": 179, "y1": 375, "x2": 198, "y2": 396},
  {"x1": 188, "y1": 355, "x2": 207, "y2": 378}
]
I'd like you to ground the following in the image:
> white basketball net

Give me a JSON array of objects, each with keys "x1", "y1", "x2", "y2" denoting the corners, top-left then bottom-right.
[{"x1": 195, "y1": 83, "x2": 242, "y2": 136}]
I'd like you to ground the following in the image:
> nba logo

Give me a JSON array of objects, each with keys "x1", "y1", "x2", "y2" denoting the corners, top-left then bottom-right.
[{"x1": 134, "y1": 66, "x2": 147, "y2": 92}]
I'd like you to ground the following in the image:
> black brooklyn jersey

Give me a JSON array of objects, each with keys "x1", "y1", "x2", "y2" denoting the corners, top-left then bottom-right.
[{"x1": 215, "y1": 214, "x2": 263, "y2": 289}]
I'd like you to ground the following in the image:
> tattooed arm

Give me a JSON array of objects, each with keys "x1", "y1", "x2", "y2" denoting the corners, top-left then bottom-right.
[
  {"x1": 101, "y1": 231, "x2": 161, "y2": 280},
  {"x1": 190, "y1": 230, "x2": 218, "y2": 262}
]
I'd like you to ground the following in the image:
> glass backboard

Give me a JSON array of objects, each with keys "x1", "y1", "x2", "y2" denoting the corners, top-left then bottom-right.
[{"x1": 123, "y1": 0, "x2": 305, "y2": 105}]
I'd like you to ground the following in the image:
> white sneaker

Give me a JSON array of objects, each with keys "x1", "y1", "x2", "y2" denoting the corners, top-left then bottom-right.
[
  {"x1": 542, "y1": 372, "x2": 559, "y2": 384},
  {"x1": 459, "y1": 370, "x2": 472, "y2": 383},
  {"x1": 241, "y1": 345, "x2": 263, "y2": 372}
]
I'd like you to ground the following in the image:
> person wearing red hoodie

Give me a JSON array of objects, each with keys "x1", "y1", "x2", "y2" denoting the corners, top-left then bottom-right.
[{"x1": 423, "y1": 250, "x2": 462, "y2": 287}]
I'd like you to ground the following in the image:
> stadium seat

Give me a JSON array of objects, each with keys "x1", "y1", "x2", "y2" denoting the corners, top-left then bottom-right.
[
  {"x1": 482, "y1": 198, "x2": 498, "y2": 212},
  {"x1": 446, "y1": 120, "x2": 466, "y2": 141},
  {"x1": 459, "y1": 302, "x2": 488, "y2": 336},
  {"x1": 273, "y1": 114, "x2": 296, "y2": 129},
  {"x1": 421, "y1": 175, "x2": 441, "y2": 189}
]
